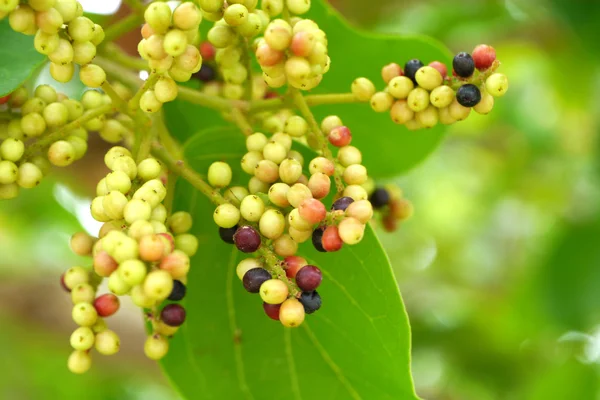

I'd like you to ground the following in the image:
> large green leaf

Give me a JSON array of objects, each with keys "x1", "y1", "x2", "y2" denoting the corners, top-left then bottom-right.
[
  {"x1": 0, "y1": 20, "x2": 45, "y2": 97},
  {"x1": 160, "y1": 127, "x2": 417, "y2": 399},
  {"x1": 165, "y1": 0, "x2": 452, "y2": 179}
]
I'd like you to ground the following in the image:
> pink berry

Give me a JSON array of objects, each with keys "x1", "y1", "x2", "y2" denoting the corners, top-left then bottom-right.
[
  {"x1": 256, "y1": 44, "x2": 284, "y2": 67},
  {"x1": 159, "y1": 250, "x2": 190, "y2": 279},
  {"x1": 263, "y1": 302, "x2": 281, "y2": 321},
  {"x1": 290, "y1": 32, "x2": 314, "y2": 57},
  {"x1": 328, "y1": 126, "x2": 352, "y2": 147},
  {"x1": 428, "y1": 61, "x2": 448, "y2": 78},
  {"x1": 93, "y1": 251, "x2": 118, "y2": 277},
  {"x1": 161, "y1": 304, "x2": 187, "y2": 326},
  {"x1": 139, "y1": 234, "x2": 165, "y2": 262},
  {"x1": 322, "y1": 226, "x2": 343, "y2": 252},
  {"x1": 298, "y1": 198, "x2": 326, "y2": 224},
  {"x1": 284, "y1": 256, "x2": 307, "y2": 279},
  {"x1": 472, "y1": 44, "x2": 496, "y2": 70},
  {"x1": 307, "y1": 173, "x2": 331, "y2": 199},
  {"x1": 157, "y1": 233, "x2": 175, "y2": 254},
  {"x1": 381, "y1": 63, "x2": 403, "y2": 84},
  {"x1": 295, "y1": 265, "x2": 322, "y2": 292},
  {"x1": 93, "y1": 294, "x2": 120, "y2": 317}
]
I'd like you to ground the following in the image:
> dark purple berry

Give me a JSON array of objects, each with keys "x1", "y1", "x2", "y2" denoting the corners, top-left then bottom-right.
[
  {"x1": 168, "y1": 280, "x2": 186, "y2": 301},
  {"x1": 456, "y1": 84, "x2": 481, "y2": 107},
  {"x1": 263, "y1": 302, "x2": 281, "y2": 320},
  {"x1": 194, "y1": 64, "x2": 217, "y2": 82},
  {"x1": 295, "y1": 265, "x2": 322, "y2": 292},
  {"x1": 161, "y1": 304, "x2": 187, "y2": 327},
  {"x1": 404, "y1": 59, "x2": 424, "y2": 84},
  {"x1": 331, "y1": 196, "x2": 354, "y2": 211},
  {"x1": 234, "y1": 226, "x2": 261, "y2": 253},
  {"x1": 312, "y1": 227, "x2": 326, "y2": 252},
  {"x1": 369, "y1": 188, "x2": 390, "y2": 209},
  {"x1": 243, "y1": 268, "x2": 271, "y2": 293},
  {"x1": 299, "y1": 291, "x2": 322, "y2": 314},
  {"x1": 219, "y1": 226, "x2": 238, "y2": 244},
  {"x1": 452, "y1": 52, "x2": 475, "y2": 78}
]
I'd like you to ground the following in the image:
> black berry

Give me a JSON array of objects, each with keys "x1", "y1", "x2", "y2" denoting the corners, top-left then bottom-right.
[
  {"x1": 194, "y1": 64, "x2": 217, "y2": 82},
  {"x1": 331, "y1": 196, "x2": 354, "y2": 211},
  {"x1": 160, "y1": 304, "x2": 187, "y2": 327},
  {"x1": 168, "y1": 280, "x2": 187, "y2": 301},
  {"x1": 299, "y1": 291, "x2": 322, "y2": 314},
  {"x1": 263, "y1": 302, "x2": 281, "y2": 320},
  {"x1": 456, "y1": 84, "x2": 481, "y2": 107},
  {"x1": 369, "y1": 188, "x2": 390, "y2": 209},
  {"x1": 242, "y1": 268, "x2": 271, "y2": 293},
  {"x1": 312, "y1": 227, "x2": 326, "y2": 252},
  {"x1": 234, "y1": 226, "x2": 261, "y2": 253},
  {"x1": 219, "y1": 226, "x2": 238, "y2": 244},
  {"x1": 295, "y1": 265, "x2": 322, "y2": 292},
  {"x1": 452, "y1": 52, "x2": 475, "y2": 78},
  {"x1": 404, "y1": 59, "x2": 424, "y2": 84}
]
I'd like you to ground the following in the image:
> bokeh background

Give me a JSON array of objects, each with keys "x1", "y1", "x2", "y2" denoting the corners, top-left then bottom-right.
[{"x1": 2, "y1": 0, "x2": 600, "y2": 399}]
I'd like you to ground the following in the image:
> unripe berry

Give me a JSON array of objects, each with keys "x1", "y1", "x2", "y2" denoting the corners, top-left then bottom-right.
[
  {"x1": 173, "y1": 2, "x2": 202, "y2": 30},
  {"x1": 48, "y1": 38, "x2": 73, "y2": 65},
  {"x1": 346, "y1": 199, "x2": 374, "y2": 224},
  {"x1": 164, "y1": 29, "x2": 189, "y2": 57},
  {"x1": 438, "y1": 106, "x2": 456, "y2": 125},
  {"x1": 485, "y1": 73, "x2": 509, "y2": 97},
  {"x1": 320, "y1": 115, "x2": 342, "y2": 135},
  {"x1": 309, "y1": 157, "x2": 335, "y2": 176},
  {"x1": 265, "y1": 19, "x2": 292, "y2": 51},
  {"x1": 154, "y1": 76, "x2": 179, "y2": 103},
  {"x1": 107, "y1": 271, "x2": 131, "y2": 295},
  {"x1": 71, "y1": 283, "x2": 95, "y2": 304},
  {"x1": 240, "y1": 195, "x2": 265, "y2": 222},
  {"x1": 381, "y1": 62, "x2": 403, "y2": 84},
  {"x1": 70, "y1": 232, "x2": 94, "y2": 256},
  {"x1": 387, "y1": 76, "x2": 414, "y2": 100},
  {"x1": 452, "y1": 52, "x2": 475, "y2": 78},
  {"x1": 390, "y1": 100, "x2": 414, "y2": 125},
  {"x1": 298, "y1": 198, "x2": 326, "y2": 224},
  {"x1": 415, "y1": 66, "x2": 443, "y2": 91},
  {"x1": 428, "y1": 61, "x2": 448, "y2": 78},
  {"x1": 67, "y1": 350, "x2": 92, "y2": 374},
  {"x1": 254, "y1": 159, "x2": 279, "y2": 183},
  {"x1": 224, "y1": 3, "x2": 248, "y2": 26},
  {"x1": 351, "y1": 78, "x2": 376, "y2": 102},
  {"x1": 268, "y1": 182, "x2": 291, "y2": 208},
  {"x1": 370, "y1": 91, "x2": 393, "y2": 113},
  {"x1": 259, "y1": 209, "x2": 286, "y2": 239},
  {"x1": 136, "y1": 157, "x2": 162, "y2": 181},
  {"x1": 174, "y1": 233, "x2": 199, "y2": 257},
  {"x1": 118, "y1": 259, "x2": 147, "y2": 286},
  {"x1": 9, "y1": 5, "x2": 36, "y2": 33},
  {"x1": 21, "y1": 112, "x2": 47, "y2": 137},
  {"x1": 288, "y1": 208, "x2": 312, "y2": 231},
  {"x1": 72, "y1": 302, "x2": 98, "y2": 327},
  {"x1": 248, "y1": 176, "x2": 270, "y2": 194},
  {"x1": 63, "y1": 266, "x2": 89, "y2": 290},
  {"x1": 160, "y1": 249, "x2": 191, "y2": 279},
  {"x1": 273, "y1": 234, "x2": 298, "y2": 257},
  {"x1": 288, "y1": 226, "x2": 312, "y2": 243},
  {"x1": 140, "y1": 90, "x2": 162, "y2": 113},
  {"x1": 390, "y1": 198, "x2": 414, "y2": 220},
  {"x1": 246, "y1": 132, "x2": 268, "y2": 152},
  {"x1": 338, "y1": 146, "x2": 362, "y2": 167},
  {"x1": 34, "y1": 31, "x2": 60, "y2": 55},
  {"x1": 213, "y1": 203, "x2": 241, "y2": 228},
  {"x1": 407, "y1": 87, "x2": 430, "y2": 112},
  {"x1": 70, "y1": 326, "x2": 95, "y2": 351},
  {"x1": 338, "y1": 217, "x2": 365, "y2": 245},
  {"x1": 144, "y1": 270, "x2": 174, "y2": 301},
  {"x1": 448, "y1": 98, "x2": 471, "y2": 121},
  {"x1": 287, "y1": 183, "x2": 313, "y2": 208},
  {"x1": 283, "y1": 115, "x2": 308, "y2": 138},
  {"x1": 93, "y1": 251, "x2": 118, "y2": 277},
  {"x1": 123, "y1": 199, "x2": 152, "y2": 224},
  {"x1": 95, "y1": 329, "x2": 120, "y2": 355},
  {"x1": 144, "y1": 2, "x2": 171, "y2": 34},
  {"x1": 430, "y1": 85, "x2": 455, "y2": 108},
  {"x1": 207, "y1": 25, "x2": 237, "y2": 48},
  {"x1": 472, "y1": 44, "x2": 496, "y2": 70},
  {"x1": 416, "y1": 105, "x2": 439, "y2": 128},
  {"x1": 263, "y1": 141, "x2": 287, "y2": 164},
  {"x1": 144, "y1": 334, "x2": 169, "y2": 360},
  {"x1": 260, "y1": 278, "x2": 289, "y2": 304},
  {"x1": 474, "y1": 89, "x2": 494, "y2": 114},
  {"x1": 279, "y1": 298, "x2": 305, "y2": 327},
  {"x1": 404, "y1": 59, "x2": 424, "y2": 84},
  {"x1": 342, "y1": 164, "x2": 368, "y2": 185},
  {"x1": 236, "y1": 258, "x2": 263, "y2": 280},
  {"x1": 161, "y1": 304, "x2": 187, "y2": 326},
  {"x1": 243, "y1": 268, "x2": 271, "y2": 293}
]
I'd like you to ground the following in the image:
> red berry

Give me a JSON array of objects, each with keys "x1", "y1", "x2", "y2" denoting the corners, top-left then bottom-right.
[
  {"x1": 295, "y1": 265, "x2": 322, "y2": 292},
  {"x1": 290, "y1": 32, "x2": 314, "y2": 57},
  {"x1": 199, "y1": 41, "x2": 216, "y2": 60},
  {"x1": 93, "y1": 251, "x2": 118, "y2": 277},
  {"x1": 60, "y1": 272, "x2": 71, "y2": 292},
  {"x1": 264, "y1": 91, "x2": 279, "y2": 99},
  {"x1": 263, "y1": 302, "x2": 281, "y2": 320},
  {"x1": 0, "y1": 95, "x2": 10, "y2": 105},
  {"x1": 428, "y1": 61, "x2": 447, "y2": 78},
  {"x1": 284, "y1": 256, "x2": 307, "y2": 279},
  {"x1": 472, "y1": 44, "x2": 496, "y2": 70},
  {"x1": 328, "y1": 126, "x2": 352, "y2": 147},
  {"x1": 161, "y1": 304, "x2": 187, "y2": 326},
  {"x1": 382, "y1": 214, "x2": 398, "y2": 232},
  {"x1": 322, "y1": 226, "x2": 343, "y2": 252},
  {"x1": 298, "y1": 198, "x2": 326, "y2": 224},
  {"x1": 234, "y1": 226, "x2": 262, "y2": 253},
  {"x1": 93, "y1": 294, "x2": 120, "y2": 317}
]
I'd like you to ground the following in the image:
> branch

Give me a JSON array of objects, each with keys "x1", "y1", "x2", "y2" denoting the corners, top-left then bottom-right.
[{"x1": 102, "y1": 13, "x2": 144, "y2": 44}]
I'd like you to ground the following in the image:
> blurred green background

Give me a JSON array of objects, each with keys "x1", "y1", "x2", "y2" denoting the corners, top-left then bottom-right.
[{"x1": 2, "y1": 0, "x2": 600, "y2": 399}]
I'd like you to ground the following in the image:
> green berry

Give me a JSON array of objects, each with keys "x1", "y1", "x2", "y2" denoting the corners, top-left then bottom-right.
[
  {"x1": 173, "y1": 2, "x2": 202, "y2": 30},
  {"x1": 224, "y1": 3, "x2": 248, "y2": 26},
  {"x1": 71, "y1": 283, "x2": 96, "y2": 304},
  {"x1": 240, "y1": 195, "x2": 265, "y2": 222},
  {"x1": 338, "y1": 217, "x2": 365, "y2": 244},
  {"x1": 137, "y1": 158, "x2": 162, "y2": 181},
  {"x1": 28, "y1": 0, "x2": 56, "y2": 12},
  {"x1": 485, "y1": 73, "x2": 508, "y2": 97},
  {"x1": 246, "y1": 132, "x2": 268, "y2": 152},
  {"x1": 262, "y1": 0, "x2": 283, "y2": 17},
  {"x1": 0, "y1": 182, "x2": 19, "y2": 199},
  {"x1": 273, "y1": 234, "x2": 298, "y2": 257},
  {"x1": 390, "y1": 100, "x2": 414, "y2": 125},
  {"x1": 286, "y1": 0, "x2": 310, "y2": 15},
  {"x1": 37, "y1": 8, "x2": 64, "y2": 34},
  {"x1": 68, "y1": 16, "x2": 95, "y2": 42},
  {"x1": 474, "y1": 88, "x2": 494, "y2": 114},
  {"x1": 283, "y1": 116, "x2": 308, "y2": 138},
  {"x1": 48, "y1": 140, "x2": 75, "y2": 166},
  {"x1": 265, "y1": 19, "x2": 292, "y2": 51},
  {"x1": 416, "y1": 105, "x2": 439, "y2": 128},
  {"x1": 21, "y1": 112, "x2": 47, "y2": 138},
  {"x1": 95, "y1": 329, "x2": 120, "y2": 355},
  {"x1": 278, "y1": 158, "x2": 302, "y2": 184},
  {"x1": 50, "y1": 62, "x2": 75, "y2": 83},
  {"x1": 140, "y1": 90, "x2": 162, "y2": 113},
  {"x1": 260, "y1": 278, "x2": 289, "y2": 304},
  {"x1": 236, "y1": 258, "x2": 263, "y2": 280},
  {"x1": 448, "y1": 98, "x2": 471, "y2": 121},
  {"x1": 224, "y1": 186, "x2": 249, "y2": 206},
  {"x1": 72, "y1": 302, "x2": 98, "y2": 327},
  {"x1": 287, "y1": 183, "x2": 312, "y2": 208},
  {"x1": 0, "y1": 160, "x2": 18, "y2": 184},
  {"x1": 124, "y1": 199, "x2": 152, "y2": 224},
  {"x1": 406, "y1": 87, "x2": 430, "y2": 112},
  {"x1": 254, "y1": 159, "x2": 279, "y2": 183},
  {"x1": 429, "y1": 85, "x2": 455, "y2": 108},
  {"x1": 43, "y1": 102, "x2": 69, "y2": 127},
  {"x1": 351, "y1": 77, "x2": 376, "y2": 102},
  {"x1": 345, "y1": 200, "x2": 373, "y2": 224},
  {"x1": 248, "y1": 176, "x2": 269, "y2": 194},
  {"x1": 34, "y1": 31, "x2": 60, "y2": 55},
  {"x1": 144, "y1": 334, "x2": 169, "y2": 360},
  {"x1": 79, "y1": 64, "x2": 106, "y2": 88},
  {"x1": 0, "y1": 138, "x2": 24, "y2": 162},
  {"x1": 207, "y1": 25, "x2": 237, "y2": 48},
  {"x1": 72, "y1": 41, "x2": 97, "y2": 65},
  {"x1": 164, "y1": 29, "x2": 189, "y2": 57},
  {"x1": 154, "y1": 76, "x2": 179, "y2": 103},
  {"x1": 207, "y1": 161, "x2": 232, "y2": 188},
  {"x1": 168, "y1": 211, "x2": 193, "y2": 234},
  {"x1": 259, "y1": 209, "x2": 285, "y2": 239},
  {"x1": 105, "y1": 171, "x2": 132, "y2": 194},
  {"x1": 144, "y1": 2, "x2": 172, "y2": 34},
  {"x1": 144, "y1": 270, "x2": 174, "y2": 301},
  {"x1": 213, "y1": 203, "x2": 241, "y2": 228},
  {"x1": 279, "y1": 298, "x2": 305, "y2": 327},
  {"x1": 415, "y1": 66, "x2": 443, "y2": 90},
  {"x1": 17, "y1": 162, "x2": 43, "y2": 188},
  {"x1": 343, "y1": 184, "x2": 368, "y2": 201},
  {"x1": 342, "y1": 164, "x2": 368, "y2": 185},
  {"x1": 9, "y1": 5, "x2": 36, "y2": 33},
  {"x1": 118, "y1": 259, "x2": 147, "y2": 287},
  {"x1": 387, "y1": 76, "x2": 414, "y2": 99},
  {"x1": 262, "y1": 141, "x2": 287, "y2": 164},
  {"x1": 111, "y1": 155, "x2": 137, "y2": 179},
  {"x1": 55, "y1": 0, "x2": 81, "y2": 23},
  {"x1": 107, "y1": 270, "x2": 131, "y2": 295},
  {"x1": 70, "y1": 326, "x2": 95, "y2": 351},
  {"x1": 338, "y1": 146, "x2": 362, "y2": 167},
  {"x1": 67, "y1": 350, "x2": 92, "y2": 374},
  {"x1": 370, "y1": 91, "x2": 394, "y2": 113},
  {"x1": 268, "y1": 182, "x2": 290, "y2": 208}
]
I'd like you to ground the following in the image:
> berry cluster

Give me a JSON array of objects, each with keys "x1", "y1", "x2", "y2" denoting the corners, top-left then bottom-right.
[
  {"x1": 0, "y1": 85, "x2": 126, "y2": 199},
  {"x1": 2, "y1": 0, "x2": 106, "y2": 85},
  {"x1": 60, "y1": 146, "x2": 199, "y2": 373},
  {"x1": 137, "y1": 2, "x2": 203, "y2": 112},
  {"x1": 368, "y1": 185, "x2": 414, "y2": 232},
  {"x1": 351, "y1": 44, "x2": 508, "y2": 129}
]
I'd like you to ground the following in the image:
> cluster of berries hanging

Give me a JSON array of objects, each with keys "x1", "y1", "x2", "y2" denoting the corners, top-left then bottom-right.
[
  {"x1": 60, "y1": 146, "x2": 199, "y2": 373},
  {"x1": 2, "y1": 0, "x2": 107, "y2": 85},
  {"x1": 351, "y1": 44, "x2": 508, "y2": 129}
]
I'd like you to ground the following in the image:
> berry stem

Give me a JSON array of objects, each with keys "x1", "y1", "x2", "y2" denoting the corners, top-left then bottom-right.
[
  {"x1": 102, "y1": 13, "x2": 145, "y2": 44},
  {"x1": 23, "y1": 104, "x2": 116, "y2": 160},
  {"x1": 123, "y1": 0, "x2": 146, "y2": 14},
  {"x1": 242, "y1": 38, "x2": 254, "y2": 102},
  {"x1": 101, "y1": 81, "x2": 129, "y2": 113},
  {"x1": 132, "y1": 113, "x2": 157, "y2": 163},
  {"x1": 230, "y1": 108, "x2": 254, "y2": 137},
  {"x1": 249, "y1": 93, "x2": 361, "y2": 112},
  {"x1": 177, "y1": 86, "x2": 247, "y2": 113},
  {"x1": 100, "y1": 44, "x2": 149, "y2": 72},
  {"x1": 290, "y1": 89, "x2": 345, "y2": 195},
  {"x1": 257, "y1": 246, "x2": 300, "y2": 297}
]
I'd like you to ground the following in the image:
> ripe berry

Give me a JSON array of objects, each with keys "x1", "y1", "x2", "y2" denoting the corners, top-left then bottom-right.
[
  {"x1": 194, "y1": 64, "x2": 217, "y2": 82},
  {"x1": 279, "y1": 298, "x2": 305, "y2": 327},
  {"x1": 299, "y1": 291, "x2": 322, "y2": 314},
  {"x1": 332, "y1": 196, "x2": 354, "y2": 211},
  {"x1": 168, "y1": 280, "x2": 187, "y2": 301},
  {"x1": 295, "y1": 265, "x2": 322, "y2": 292},
  {"x1": 328, "y1": 126, "x2": 352, "y2": 147},
  {"x1": 456, "y1": 84, "x2": 481, "y2": 107},
  {"x1": 322, "y1": 226, "x2": 343, "y2": 252},
  {"x1": 312, "y1": 227, "x2": 326, "y2": 252},
  {"x1": 452, "y1": 52, "x2": 475, "y2": 78},
  {"x1": 161, "y1": 304, "x2": 187, "y2": 327},
  {"x1": 93, "y1": 294, "x2": 120, "y2": 317},
  {"x1": 404, "y1": 59, "x2": 424, "y2": 84},
  {"x1": 263, "y1": 302, "x2": 281, "y2": 320},
  {"x1": 234, "y1": 225, "x2": 261, "y2": 253},
  {"x1": 472, "y1": 44, "x2": 496, "y2": 70},
  {"x1": 242, "y1": 268, "x2": 271, "y2": 293},
  {"x1": 219, "y1": 226, "x2": 238, "y2": 244},
  {"x1": 369, "y1": 188, "x2": 390, "y2": 209},
  {"x1": 284, "y1": 255, "x2": 307, "y2": 279}
]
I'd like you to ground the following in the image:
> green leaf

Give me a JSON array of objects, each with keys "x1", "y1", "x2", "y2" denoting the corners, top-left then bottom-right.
[
  {"x1": 164, "y1": 0, "x2": 452, "y2": 179},
  {"x1": 0, "y1": 20, "x2": 45, "y2": 97},
  {"x1": 160, "y1": 127, "x2": 417, "y2": 400}
]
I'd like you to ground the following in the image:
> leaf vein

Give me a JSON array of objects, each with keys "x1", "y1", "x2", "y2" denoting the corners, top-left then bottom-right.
[{"x1": 284, "y1": 329, "x2": 303, "y2": 400}]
